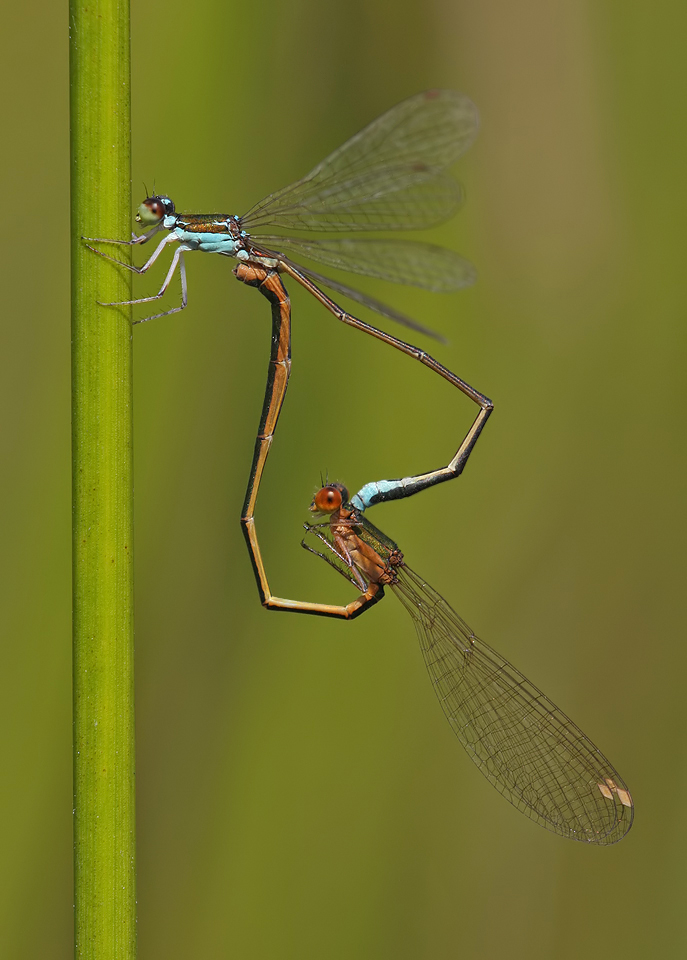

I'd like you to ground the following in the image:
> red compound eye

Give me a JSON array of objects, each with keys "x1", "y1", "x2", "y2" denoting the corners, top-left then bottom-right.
[{"x1": 313, "y1": 485, "x2": 342, "y2": 513}]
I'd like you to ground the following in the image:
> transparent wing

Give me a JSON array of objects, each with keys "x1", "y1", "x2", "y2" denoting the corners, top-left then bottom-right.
[
  {"x1": 244, "y1": 178, "x2": 463, "y2": 233},
  {"x1": 241, "y1": 90, "x2": 478, "y2": 233},
  {"x1": 248, "y1": 242, "x2": 449, "y2": 341},
  {"x1": 287, "y1": 261, "x2": 448, "y2": 342},
  {"x1": 392, "y1": 566, "x2": 633, "y2": 844},
  {"x1": 250, "y1": 236, "x2": 475, "y2": 292}
]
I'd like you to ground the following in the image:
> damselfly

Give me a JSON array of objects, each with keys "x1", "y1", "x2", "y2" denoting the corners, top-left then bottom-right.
[
  {"x1": 84, "y1": 90, "x2": 477, "y2": 341},
  {"x1": 296, "y1": 482, "x2": 633, "y2": 845}
]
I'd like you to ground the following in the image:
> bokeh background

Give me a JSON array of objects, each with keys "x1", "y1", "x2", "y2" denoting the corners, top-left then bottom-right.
[{"x1": 1, "y1": 0, "x2": 686, "y2": 957}]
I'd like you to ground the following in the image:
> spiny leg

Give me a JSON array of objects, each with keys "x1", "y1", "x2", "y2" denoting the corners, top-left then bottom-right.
[
  {"x1": 281, "y1": 261, "x2": 493, "y2": 511},
  {"x1": 130, "y1": 250, "x2": 189, "y2": 323},
  {"x1": 301, "y1": 539, "x2": 355, "y2": 584},
  {"x1": 82, "y1": 222, "x2": 163, "y2": 247},
  {"x1": 83, "y1": 232, "x2": 177, "y2": 277},
  {"x1": 237, "y1": 263, "x2": 381, "y2": 620},
  {"x1": 94, "y1": 244, "x2": 189, "y2": 323},
  {"x1": 84, "y1": 227, "x2": 190, "y2": 322},
  {"x1": 301, "y1": 525, "x2": 370, "y2": 592}
]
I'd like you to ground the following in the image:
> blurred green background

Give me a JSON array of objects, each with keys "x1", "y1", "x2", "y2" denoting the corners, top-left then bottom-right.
[{"x1": 1, "y1": 0, "x2": 685, "y2": 957}]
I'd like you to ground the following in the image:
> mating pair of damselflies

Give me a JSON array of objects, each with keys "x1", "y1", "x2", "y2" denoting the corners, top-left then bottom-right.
[{"x1": 86, "y1": 90, "x2": 633, "y2": 844}]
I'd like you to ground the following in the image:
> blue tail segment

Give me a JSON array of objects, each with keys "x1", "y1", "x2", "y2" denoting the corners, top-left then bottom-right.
[{"x1": 350, "y1": 479, "x2": 406, "y2": 512}]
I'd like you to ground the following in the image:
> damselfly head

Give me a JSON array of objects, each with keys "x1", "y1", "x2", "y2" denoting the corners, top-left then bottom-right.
[
  {"x1": 136, "y1": 195, "x2": 175, "y2": 224},
  {"x1": 310, "y1": 483, "x2": 348, "y2": 516}
]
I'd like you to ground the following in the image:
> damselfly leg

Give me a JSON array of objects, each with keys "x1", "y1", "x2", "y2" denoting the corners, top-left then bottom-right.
[
  {"x1": 83, "y1": 232, "x2": 191, "y2": 322},
  {"x1": 83, "y1": 222, "x2": 163, "y2": 247}
]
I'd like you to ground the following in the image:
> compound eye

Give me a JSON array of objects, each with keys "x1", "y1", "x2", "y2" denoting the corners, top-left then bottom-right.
[
  {"x1": 313, "y1": 485, "x2": 342, "y2": 513},
  {"x1": 137, "y1": 199, "x2": 165, "y2": 225}
]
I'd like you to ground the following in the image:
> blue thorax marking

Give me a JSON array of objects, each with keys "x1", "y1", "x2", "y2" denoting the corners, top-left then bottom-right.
[{"x1": 173, "y1": 226, "x2": 241, "y2": 255}]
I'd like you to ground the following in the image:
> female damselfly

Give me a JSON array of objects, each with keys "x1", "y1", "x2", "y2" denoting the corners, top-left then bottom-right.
[{"x1": 292, "y1": 482, "x2": 633, "y2": 845}]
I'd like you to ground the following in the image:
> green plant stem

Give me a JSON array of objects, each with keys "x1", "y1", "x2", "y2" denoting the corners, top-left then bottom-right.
[{"x1": 70, "y1": 0, "x2": 135, "y2": 957}]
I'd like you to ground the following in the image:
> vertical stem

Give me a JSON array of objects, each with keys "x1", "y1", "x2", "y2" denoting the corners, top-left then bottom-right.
[{"x1": 70, "y1": 0, "x2": 135, "y2": 957}]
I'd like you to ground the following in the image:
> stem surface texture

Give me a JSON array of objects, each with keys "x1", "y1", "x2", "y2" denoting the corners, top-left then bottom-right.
[{"x1": 70, "y1": 0, "x2": 135, "y2": 956}]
